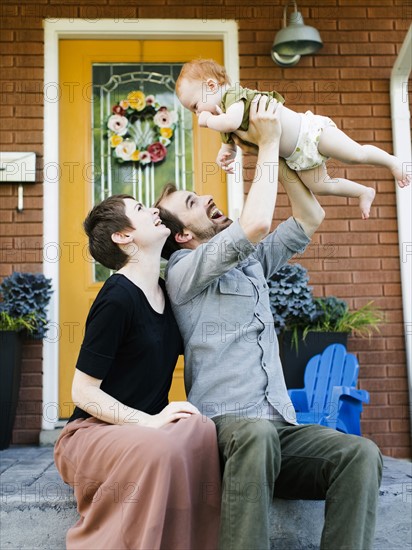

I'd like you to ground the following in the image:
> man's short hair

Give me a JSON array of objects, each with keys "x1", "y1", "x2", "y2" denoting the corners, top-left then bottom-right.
[
  {"x1": 84, "y1": 194, "x2": 134, "y2": 270},
  {"x1": 154, "y1": 184, "x2": 185, "y2": 260}
]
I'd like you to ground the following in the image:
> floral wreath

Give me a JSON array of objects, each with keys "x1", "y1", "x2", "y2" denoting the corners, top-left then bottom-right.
[{"x1": 107, "y1": 91, "x2": 177, "y2": 166}]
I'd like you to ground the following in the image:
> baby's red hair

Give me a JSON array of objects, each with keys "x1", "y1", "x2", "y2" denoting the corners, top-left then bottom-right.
[{"x1": 176, "y1": 59, "x2": 231, "y2": 95}]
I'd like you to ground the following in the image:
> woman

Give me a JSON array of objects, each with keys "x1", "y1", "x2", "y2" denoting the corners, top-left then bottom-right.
[{"x1": 54, "y1": 194, "x2": 221, "y2": 550}]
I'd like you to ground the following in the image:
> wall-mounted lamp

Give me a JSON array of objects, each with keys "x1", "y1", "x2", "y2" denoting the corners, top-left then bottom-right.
[
  {"x1": 0, "y1": 152, "x2": 36, "y2": 212},
  {"x1": 271, "y1": 1, "x2": 323, "y2": 67}
]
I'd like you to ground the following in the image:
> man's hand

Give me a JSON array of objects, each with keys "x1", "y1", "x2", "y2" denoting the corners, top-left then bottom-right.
[{"x1": 236, "y1": 95, "x2": 282, "y2": 148}]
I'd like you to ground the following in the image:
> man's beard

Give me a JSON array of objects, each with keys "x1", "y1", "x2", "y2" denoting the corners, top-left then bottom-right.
[{"x1": 190, "y1": 218, "x2": 232, "y2": 242}]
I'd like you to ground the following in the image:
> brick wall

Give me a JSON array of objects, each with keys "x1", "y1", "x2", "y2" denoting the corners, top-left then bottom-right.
[{"x1": 1, "y1": 0, "x2": 411, "y2": 457}]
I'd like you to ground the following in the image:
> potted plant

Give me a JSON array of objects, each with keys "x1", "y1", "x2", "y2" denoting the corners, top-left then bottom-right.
[
  {"x1": 267, "y1": 263, "x2": 382, "y2": 389},
  {"x1": 0, "y1": 272, "x2": 53, "y2": 449}
]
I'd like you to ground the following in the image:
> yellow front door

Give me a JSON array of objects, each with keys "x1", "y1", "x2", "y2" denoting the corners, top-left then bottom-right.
[{"x1": 58, "y1": 39, "x2": 226, "y2": 418}]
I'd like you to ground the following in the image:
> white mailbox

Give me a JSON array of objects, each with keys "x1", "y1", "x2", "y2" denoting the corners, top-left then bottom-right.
[
  {"x1": 0, "y1": 152, "x2": 36, "y2": 182},
  {"x1": 0, "y1": 152, "x2": 36, "y2": 212}
]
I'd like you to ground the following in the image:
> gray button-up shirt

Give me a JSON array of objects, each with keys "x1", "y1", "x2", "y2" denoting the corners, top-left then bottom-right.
[{"x1": 165, "y1": 217, "x2": 310, "y2": 423}]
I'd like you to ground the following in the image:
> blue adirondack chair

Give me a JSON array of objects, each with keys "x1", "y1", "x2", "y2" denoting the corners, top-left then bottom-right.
[{"x1": 288, "y1": 343, "x2": 369, "y2": 435}]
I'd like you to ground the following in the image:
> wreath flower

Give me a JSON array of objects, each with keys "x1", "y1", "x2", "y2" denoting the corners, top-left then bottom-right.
[{"x1": 107, "y1": 91, "x2": 177, "y2": 166}]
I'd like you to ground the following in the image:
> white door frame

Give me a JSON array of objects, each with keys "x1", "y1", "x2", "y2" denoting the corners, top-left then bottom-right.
[{"x1": 42, "y1": 19, "x2": 241, "y2": 429}]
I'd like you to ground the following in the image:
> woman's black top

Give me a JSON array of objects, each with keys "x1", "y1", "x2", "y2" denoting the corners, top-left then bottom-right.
[{"x1": 68, "y1": 274, "x2": 183, "y2": 422}]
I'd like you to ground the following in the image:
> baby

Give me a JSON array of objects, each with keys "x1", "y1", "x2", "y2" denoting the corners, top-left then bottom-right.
[{"x1": 176, "y1": 59, "x2": 410, "y2": 219}]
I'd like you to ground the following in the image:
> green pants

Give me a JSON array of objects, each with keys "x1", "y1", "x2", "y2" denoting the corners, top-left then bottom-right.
[{"x1": 212, "y1": 416, "x2": 383, "y2": 550}]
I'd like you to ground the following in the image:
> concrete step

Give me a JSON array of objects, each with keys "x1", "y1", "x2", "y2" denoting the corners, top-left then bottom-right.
[{"x1": 1, "y1": 448, "x2": 411, "y2": 549}]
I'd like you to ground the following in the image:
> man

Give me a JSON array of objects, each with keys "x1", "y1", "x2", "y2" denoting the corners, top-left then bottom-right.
[{"x1": 156, "y1": 96, "x2": 382, "y2": 550}]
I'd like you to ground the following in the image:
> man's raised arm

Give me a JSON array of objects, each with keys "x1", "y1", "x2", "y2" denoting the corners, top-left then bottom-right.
[{"x1": 238, "y1": 96, "x2": 283, "y2": 243}]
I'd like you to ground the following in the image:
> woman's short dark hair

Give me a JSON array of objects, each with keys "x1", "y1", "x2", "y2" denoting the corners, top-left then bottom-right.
[
  {"x1": 83, "y1": 194, "x2": 135, "y2": 270},
  {"x1": 154, "y1": 184, "x2": 185, "y2": 260}
]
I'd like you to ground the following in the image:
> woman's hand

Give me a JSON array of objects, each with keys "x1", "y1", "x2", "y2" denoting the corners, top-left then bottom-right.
[{"x1": 148, "y1": 401, "x2": 201, "y2": 428}]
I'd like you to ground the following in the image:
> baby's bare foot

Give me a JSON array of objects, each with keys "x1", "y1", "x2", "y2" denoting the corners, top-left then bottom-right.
[
  {"x1": 391, "y1": 157, "x2": 411, "y2": 188},
  {"x1": 360, "y1": 187, "x2": 376, "y2": 220}
]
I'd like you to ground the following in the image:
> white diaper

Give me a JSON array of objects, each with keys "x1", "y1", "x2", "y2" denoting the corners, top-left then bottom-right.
[{"x1": 285, "y1": 110, "x2": 337, "y2": 172}]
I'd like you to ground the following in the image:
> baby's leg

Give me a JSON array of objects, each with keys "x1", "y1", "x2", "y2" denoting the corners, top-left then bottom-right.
[
  {"x1": 298, "y1": 164, "x2": 376, "y2": 220},
  {"x1": 318, "y1": 126, "x2": 410, "y2": 188}
]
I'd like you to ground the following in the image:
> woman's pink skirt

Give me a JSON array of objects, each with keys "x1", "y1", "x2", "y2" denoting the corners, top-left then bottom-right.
[{"x1": 54, "y1": 414, "x2": 221, "y2": 550}]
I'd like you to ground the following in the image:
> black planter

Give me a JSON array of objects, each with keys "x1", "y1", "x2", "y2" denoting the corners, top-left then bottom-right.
[
  {"x1": 279, "y1": 330, "x2": 348, "y2": 389},
  {"x1": 0, "y1": 331, "x2": 23, "y2": 450}
]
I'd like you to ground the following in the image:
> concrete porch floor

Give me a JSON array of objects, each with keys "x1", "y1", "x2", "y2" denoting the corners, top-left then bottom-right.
[{"x1": 0, "y1": 446, "x2": 411, "y2": 549}]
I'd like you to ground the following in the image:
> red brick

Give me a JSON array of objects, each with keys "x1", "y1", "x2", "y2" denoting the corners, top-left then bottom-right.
[
  {"x1": 0, "y1": 30, "x2": 14, "y2": 41},
  {"x1": 390, "y1": 419, "x2": 411, "y2": 433},
  {"x1": 338, "y1": 19, "x2": 393, "y2": 31},
  {"x1": 383, "y1": 284, "x2": 402, "y2": 296},
  {"x1": 323, "y1": 258, "x2": 381, "y2": 271},
  {"x1": 0, "y1": 211, "x2": 13, "y2": 223},
  {"x1": 1, "y1": 17, "x2": 44, "y2": 29},
  {"x1": 2, "y1": 223, "x2": 42, "y2": 236},
  {"x1": 363, "y1": 405, "x2": 404, "y2": 420},
  {"x1": 340, "y1": 43, "x2": 395, "y2": 55},
  {"x1": 372, "y1": 30, "x2": 409, "y2": 42},
  {"x1": 324, "y1": 283, "x2": 382, "y2": 297},
  {"x1": 0, "y1": 264, "x2": 13, "y2": 277},
  {"x1": 15, "y1": 55, "x2": 44, "y2": 68},
  {"x1": 11, "y1": 118, "x2": 43, "y2": 130},
  {"x1": 310, "y1": 270, "x2": 354, "y2": 284},
  {"x1": 15, "y1": 132, "x2": 43, "y2": 144},
  {"x1": 14, "y1": 30, "x2": 43, "y2": 42},
  {"x1": 0, "y1": 42, "x2": 43, "y2": 55},
  {"x1": 22, "y1": 341, "x2": 43, "y2": 359},
  {"x1": 352, "y1": 271, "x2": 400, "y2": 283},
  {"x1": 373, "y1": 193, "x2": 396, "y2": 206},
  {"x1": 371, "y1": 82, "x2": 391, "y2": 95},
  {"x1": 315, "y1": 219, "x2": 350, "y2": 232},
  {"x1": 18, "y1": 386, "x2": 42, "y2": 402},
  {"x1": 367, "y1": 6, "x2": 401, "y2": 18},
  {"x1": 20, "y1": 372, "x2": 42, "y2": 387},
  {"x1": 1, "y1": 55, "x2": 14, "y2": 67},
  {"x1": 349, "y1": 219, "x2": 398, "y2": 232},
  {"x1": 387, "y1": 365, "x2": 408, "y2": 378},
  {"x1": 381, "y1": 258, "x2": 401, "y2": 270},
  {"x1": 372, "y1": 105, "x2": 391, "y2": 116},
  {"x1": 13, "y1": 414, "x2": 42, "y2": 430},
  {"x1": 12, "y1": 209, "x2": 43, "y2": 223},
  {"x1": 371, "y1": 57, "x2": 397, "y2": 68},
  {"x1": 359, "y1": 350, "x2": 406, "y2": 366},
  {"x1": 388, "y1": 393, "x2": 411, "y2": 405},
  {"x1": 361, "y1": 419, "x2": 390, "y2": 432},
  {"x1": 21, "y1": 358, "x2": 43, "y2": 374},
  {"x1": 0, "y1": 105, "x2": 13, "y2": 117},
  {"x1": 0, "y1": 133, "x2": 14, "y2": 144},
  {"x1": 342, "y1": 117, "x2": 391, "y2": 130},
  {"x1": 12, "y1": 263, "x2": 43, "y2": 273},
  {"x1": 320, "y1": 232, "x2": 378, "y2": 245},
  {"x1": 371, "y1": 432, "x2": 411, "y2": 448},
  {"x1": 350, "y1": 245, "x2": 397, "y2": 258},
  {"x1": 315, "y1": 56, "x2": 370, "y2": 68},
  {"x1": 386, "y1": 338, "x2": 406, "y2": 351},
  {"x1": 2, "y1": 67, "x2": 43, "y2": 81},
  {"x1": 382, "y1": 308, "x2": 404, "y2": 321},
  {"x1": 368, "y1": 392, "x2": 389, "y2": 406},
  {"x1": 359, "y1": 366, "x2": 386, "y2": 378}
]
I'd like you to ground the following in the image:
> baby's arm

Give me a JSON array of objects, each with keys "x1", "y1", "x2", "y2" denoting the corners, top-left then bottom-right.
[{"x1": 198, "y1": 101, "x2": 245, "y2": 132}]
